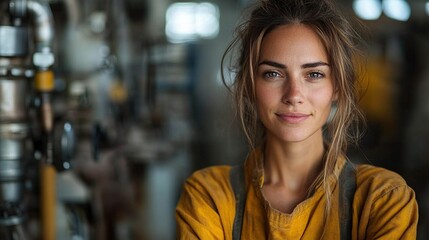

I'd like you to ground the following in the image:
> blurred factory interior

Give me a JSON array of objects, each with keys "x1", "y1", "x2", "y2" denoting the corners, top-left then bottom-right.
[{"x1": 0, "y1": 0, "x2": 428, "y2": 239}]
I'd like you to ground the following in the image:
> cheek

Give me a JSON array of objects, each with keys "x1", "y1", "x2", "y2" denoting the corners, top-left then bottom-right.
[
  {"x1": 312, "y1": 87, "x2": 335, "y2": 111},
  {"x1": 255, "y1": 85, "x2": 278, "y2": 111}
]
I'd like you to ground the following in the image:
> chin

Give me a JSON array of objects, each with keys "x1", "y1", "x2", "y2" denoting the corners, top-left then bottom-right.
[{"x1": 270, "y1": 129, "x2": 322, "y2": 144}]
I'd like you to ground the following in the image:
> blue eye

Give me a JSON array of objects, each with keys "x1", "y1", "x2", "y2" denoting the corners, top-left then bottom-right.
[
  {"x1": 308, "y1": 72, "x2": 324, "y2": 79},
  {"x1": 263, "y1": 71, "x2": 281, "y2": 79}
]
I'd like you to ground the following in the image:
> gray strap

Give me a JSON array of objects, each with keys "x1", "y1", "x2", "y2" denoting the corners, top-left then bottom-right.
[
  {"x1": 339, "y1": 161, "x2": 356, "y2": 240},
  {"x1": 230, "y1": 165, "x2": 246, "y2": 240}
]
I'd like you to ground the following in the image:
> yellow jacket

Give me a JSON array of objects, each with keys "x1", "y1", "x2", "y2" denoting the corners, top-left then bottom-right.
[{"x1": 176, "y1": 149, "x2": 418, "y2": 239}]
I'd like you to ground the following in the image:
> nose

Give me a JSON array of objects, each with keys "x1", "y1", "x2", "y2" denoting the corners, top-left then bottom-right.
[{"x1": 282, "y1": 78, "x2": 303, "y2": 105}]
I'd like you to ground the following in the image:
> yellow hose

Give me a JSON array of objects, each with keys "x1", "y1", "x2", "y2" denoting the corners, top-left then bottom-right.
[
  {"x1": 37, "y1": 69, "x2": 56, "y2": 240},
  {"x1": 40, "y1": 163, "x2": 56, "y2": 240}
]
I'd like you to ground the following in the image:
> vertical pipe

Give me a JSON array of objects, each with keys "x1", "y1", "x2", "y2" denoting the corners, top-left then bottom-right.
[
  {"x1": 35, "y1": 70, "x2": 55, "y2": 240},
  {"x1": 24, "y1": 0, "x2": 56, "y2": 237},
  {"x1": 40, "y1": 163, "x2": 55, "y2": 240}
]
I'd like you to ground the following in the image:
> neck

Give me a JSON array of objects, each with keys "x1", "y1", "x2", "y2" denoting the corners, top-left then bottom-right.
[{"x1": 263, "y1": 131, "x2": 325, "y2": 191}]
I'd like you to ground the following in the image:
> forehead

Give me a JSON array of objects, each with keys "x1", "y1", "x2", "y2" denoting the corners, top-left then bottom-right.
[{"x1": 259, "y1": 24, "x2": 329, "y2": 63}]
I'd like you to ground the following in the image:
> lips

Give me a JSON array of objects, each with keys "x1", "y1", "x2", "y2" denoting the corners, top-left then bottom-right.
[{"x1": 275, "y1": 112, "x2": 310, "y2": 124}]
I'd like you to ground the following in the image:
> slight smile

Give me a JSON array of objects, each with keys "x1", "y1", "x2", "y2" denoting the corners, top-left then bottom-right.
[{"x1": 275, "y1": 113, "x2": 311, "y2": 124}]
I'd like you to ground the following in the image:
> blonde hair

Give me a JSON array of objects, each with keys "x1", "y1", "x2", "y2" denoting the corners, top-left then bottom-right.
[{"x1": 222, "y1": 0, "x2": 364, "y2": 212}]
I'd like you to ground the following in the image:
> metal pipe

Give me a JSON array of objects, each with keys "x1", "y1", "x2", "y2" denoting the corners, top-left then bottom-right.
[
  {"x1": 63, "y1": 0, "x2": 80, "y2": 28},
  {"x1": 9, "y1": 0, "x2": 55, "y2": 69},
  {"x1": 9, "y1": 0, "x2": 54, "y2": 50},
  {"x1": 26, "y1": 0, "x2": 54, "y2": 49}
]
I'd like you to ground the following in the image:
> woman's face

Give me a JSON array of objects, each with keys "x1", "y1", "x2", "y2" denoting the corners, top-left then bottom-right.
[{"x1": 255, "y1": 24, "x2": 335, "y2": 145}]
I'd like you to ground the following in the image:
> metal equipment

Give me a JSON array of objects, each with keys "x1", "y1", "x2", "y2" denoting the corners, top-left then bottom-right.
[
  {"x1": 0, "y1": 11, "x2": 32, "y2": 240},
  {"x1": 0, "y1": 0, "x2": 58, "y2": 239}
]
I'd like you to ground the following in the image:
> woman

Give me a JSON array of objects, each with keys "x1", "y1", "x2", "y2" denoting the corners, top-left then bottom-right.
[{"x1": 176, "y1": 0, "x2": 418, "y2": 239}]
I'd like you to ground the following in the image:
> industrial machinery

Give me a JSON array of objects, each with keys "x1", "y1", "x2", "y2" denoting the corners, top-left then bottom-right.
[
  {"x1": 0, "y1": 0, "x2": 196, "y2": 239},
  {"x1": 0, "y1": 0, "x2": 137, "y2": 238},
  {"x1": 0, "y1": 0, "x2": 75, "y2": 239}
]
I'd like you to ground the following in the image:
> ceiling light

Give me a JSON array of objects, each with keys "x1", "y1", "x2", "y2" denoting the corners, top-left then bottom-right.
[
  {"x1": 382, "y1": 0, "x2": 411, "y2": 21},
  {"x1": 353, "y1": 0, "x2": 382, "y2": 20},
  {"x1": 165, "y1": 2, "x2": 219, "y2": 43}
]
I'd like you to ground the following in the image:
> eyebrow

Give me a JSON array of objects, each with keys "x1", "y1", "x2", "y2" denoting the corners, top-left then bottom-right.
[
  {"x1": 302, "y1": 61, "x2": 330, "y2": 68},
  {"x1": 258, "y1": 60, "x2": 330, "y2": 69}
]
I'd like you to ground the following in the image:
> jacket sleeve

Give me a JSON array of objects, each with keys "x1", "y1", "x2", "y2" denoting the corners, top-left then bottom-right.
[
  {"x1": 175, "y1": 167, "x2": 234, "y2": 240},
  {"x1": 366, "y1": 185, "x2": 418, "y2": 239}
]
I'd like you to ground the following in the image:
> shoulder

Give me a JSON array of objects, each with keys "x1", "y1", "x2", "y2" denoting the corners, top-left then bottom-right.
[
  {"x1": 177, "y1": 165, "x2": 235, "y2": 218},
  {"x1": 354, "y1": 163, "x2": 415, "y2": 205},
  {"x1": 185, "y1": 165, "x2": 231, "y2": 186},
  {"x1": 352, "y1": 164, "x2": 418, "y2": 238},
  {"x1": 355, "y1": 164, "x2": 409, "y2": 191},
  {"x1": 176, "y1": 166, "x2": 235, "y2": 238},
  {"x1": 182, "y1": 165, "x2": 233, "y2": 200}
]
